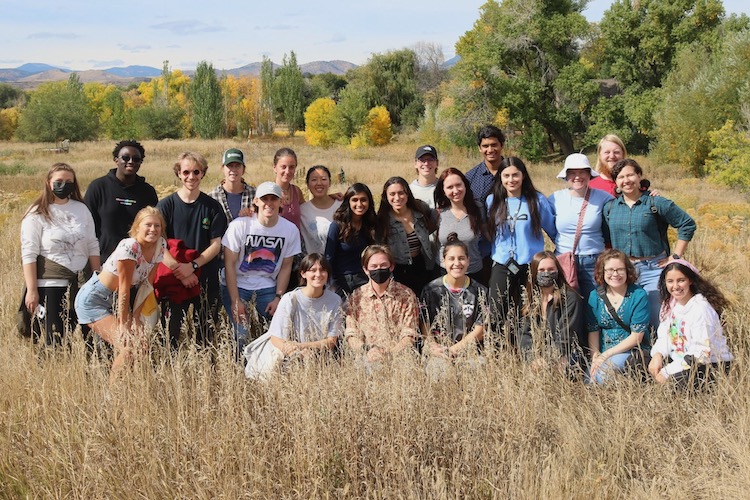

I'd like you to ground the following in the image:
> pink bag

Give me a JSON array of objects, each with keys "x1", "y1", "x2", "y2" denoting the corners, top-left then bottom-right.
[{"x1": 556, "y1": 189, "x2": 590, "y2": 291}]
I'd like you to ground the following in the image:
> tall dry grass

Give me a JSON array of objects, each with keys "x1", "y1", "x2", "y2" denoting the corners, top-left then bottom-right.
[{"x1": 1, "y1": 138, "x2": 750, "y2": 498}]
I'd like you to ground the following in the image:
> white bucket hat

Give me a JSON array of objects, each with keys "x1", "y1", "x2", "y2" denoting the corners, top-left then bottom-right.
[{"x1": 556, "y1": 153, "x2": 599, "y2": 180}]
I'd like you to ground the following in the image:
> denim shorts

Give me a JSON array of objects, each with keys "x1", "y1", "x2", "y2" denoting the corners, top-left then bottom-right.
[{"x1": 74, "y1": 273, "x2": 115, "y2": 325}]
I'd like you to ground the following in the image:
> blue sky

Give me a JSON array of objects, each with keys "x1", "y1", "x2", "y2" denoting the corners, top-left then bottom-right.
[{"x1": 2, "y1": 0, "x2": 748, "y2": 71}]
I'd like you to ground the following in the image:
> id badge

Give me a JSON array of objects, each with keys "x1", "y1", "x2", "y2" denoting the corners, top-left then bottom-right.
[{"x1": 505, "y1": 258, "x2": 521, "y2": 276}]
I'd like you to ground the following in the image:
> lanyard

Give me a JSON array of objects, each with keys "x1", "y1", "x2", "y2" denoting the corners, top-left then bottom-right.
[{"x1": 507, "y1": 196, "x2": 524, "y2": 259}]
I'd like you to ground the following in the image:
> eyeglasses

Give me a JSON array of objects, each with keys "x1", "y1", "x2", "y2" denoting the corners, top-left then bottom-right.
[
  {"x1": 604, "y1": 268, "x2": 627, "y2": 276},
  {"x1": 119, "y1": 155, "x2": 143, "y2": 164},
  {"x1": 181, "y1": 169, "x2": 202, "y2": 177}
]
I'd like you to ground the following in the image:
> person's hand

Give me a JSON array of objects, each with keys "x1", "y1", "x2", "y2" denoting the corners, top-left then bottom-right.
[
  {"x1": 589, "y1": 352, "x2": 607, "y2": 377},
  {"x1": 429, "y1": 343, "x2": 450, "y2": 359},
  {"x1": 238, "y1": 206, "x2": 255, "y2": 217},
  {"x1": 180, "y1": 274, "x2": 199, "y2": 288},
  {"x1": 648, "y1": 356, "x2": 667, "y2": 383},
  {"x1": 648, "y1": 189, "x2": 661, "y2": 197},
  {"x1": 172, "y1": 262, "x2": 195, "y2": 280},
  {"x1": 329, "y1": 192, "x2": 344, "y2": 201},
  {"x1": 265, "y1": 296, "x2": 281, "y2": 316},
  {"x1": 25, "y1": 288, "x2": 40, "y2": 315},
  {"x1": 233, "y1": 301, "x2": 247, "y2": 324},
  {"x1": 366, "y1": 346, "x2": 386, "y2": 363}
]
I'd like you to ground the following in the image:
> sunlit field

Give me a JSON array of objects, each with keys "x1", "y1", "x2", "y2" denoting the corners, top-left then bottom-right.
[{"x1": 1, "y1": 137, "x2": 749, "y2": 498}]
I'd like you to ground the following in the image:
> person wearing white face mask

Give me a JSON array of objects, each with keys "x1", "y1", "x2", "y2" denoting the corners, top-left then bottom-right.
[{"x1": 344, "y1": 245, "x2": 418, "y2": 364}]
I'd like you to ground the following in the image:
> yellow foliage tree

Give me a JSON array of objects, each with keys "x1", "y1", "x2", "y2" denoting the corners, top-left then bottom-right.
[
  {"x1": 304, "y1": 98, "x2": 344, "y2": 147},
  {"x1": 359, "y1": 105, "x2": 393, "y2": 146},
  {"x1": 0, "y1": 107, "x2": 19, "y2": 140},
  {"x1": 221, "y1": 75, "x2": 261, "y2": 138}
]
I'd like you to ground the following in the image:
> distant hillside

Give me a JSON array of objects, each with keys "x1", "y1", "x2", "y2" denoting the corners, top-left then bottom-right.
[
  {"x1": 0, "y1": 59, "x2": 358, "y2": 89},
  {"x1": 15, "y1": 63, "x2": 64, "y2": 73},
  {"x1": 106, "y1": 65, "x2": 162, "y2": 78}
]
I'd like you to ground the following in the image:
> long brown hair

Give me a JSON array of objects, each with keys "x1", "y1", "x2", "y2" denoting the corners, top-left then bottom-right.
[
  {"x1": 522, "y1": 250, "x2": 578, "y2": 316},
  {"x1": 376, "y1": 176, "x2": 436, "y2": 243},
  {"x1": 24, "y1": 163, "x2": 84, "y2": 221}
]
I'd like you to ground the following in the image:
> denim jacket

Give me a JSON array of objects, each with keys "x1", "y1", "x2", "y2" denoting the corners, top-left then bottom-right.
[{"x1": 381, "y1": 210, "x2": 436, "y2": 269}]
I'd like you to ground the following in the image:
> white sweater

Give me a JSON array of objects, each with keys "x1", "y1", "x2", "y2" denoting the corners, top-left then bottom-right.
[
  {"x1": 652, "y1": 294, "x2": 733, "y2": 377},
  {"x1": 21, "y1": 200, "x2": 99, "y2": 287}
]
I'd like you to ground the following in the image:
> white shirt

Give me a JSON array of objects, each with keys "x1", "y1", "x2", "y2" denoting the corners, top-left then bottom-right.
[
  {"x1": 299, "y1": 199, "x2": 341, "y2": 255},
  {"x1": 221, "y1": 215, "x2": 302, "y2": 291},
  {"x1": 21, "y1": 200, "x2": 100, "y2": 287}
]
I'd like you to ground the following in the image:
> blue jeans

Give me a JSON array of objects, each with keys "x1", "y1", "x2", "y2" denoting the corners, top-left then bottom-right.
[
  {"x1": 633, "y1": 252, "x2": 666, "y2": 332},
  {"x1": 589, "y1": 352, "x2": 631, "y2": 384},
  {"x1": 220, "y1": 285, "x2": 276, "y2": 359},
  {"x1": 575, "y1": 254, "x2": 599, "y2": 304}
]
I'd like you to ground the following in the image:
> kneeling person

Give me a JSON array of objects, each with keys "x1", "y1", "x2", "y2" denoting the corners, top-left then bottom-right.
[{"x1": 345, "y1": 245, "x2": 418, "y2": 363}]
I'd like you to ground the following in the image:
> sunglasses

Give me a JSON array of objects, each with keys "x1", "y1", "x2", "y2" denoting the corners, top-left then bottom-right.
[
  {"x1": 119, "y1": 155, "x2": 143, "y2": 163},
  {"x1": 181, "y1": 169, "x2": 202, "y2": 177}
]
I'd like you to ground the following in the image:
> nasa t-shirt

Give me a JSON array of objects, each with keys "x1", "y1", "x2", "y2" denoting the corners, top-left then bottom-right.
[{"x1": 221, "y1": 215, "x2": 301, "y2": 291}]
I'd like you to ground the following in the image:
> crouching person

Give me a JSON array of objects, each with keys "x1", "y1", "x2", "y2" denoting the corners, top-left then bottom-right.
[
  {"x1": 420, "y1": 238, "x2": 487, "y2": 378},
  {"x1": 344, "y1": 245, "x2": 418, "y2": 369},
  {"x1": 268, "y1": 253, "x2": 343, "y2": 362}
]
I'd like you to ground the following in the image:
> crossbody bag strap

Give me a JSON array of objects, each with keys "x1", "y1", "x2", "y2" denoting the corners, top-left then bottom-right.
[
  {"x1": 596, "y1": 286, "x2": 630, "y2": 333},
  {"x1": 571, "y1": 188, "x2": 591, "y2": 254}
]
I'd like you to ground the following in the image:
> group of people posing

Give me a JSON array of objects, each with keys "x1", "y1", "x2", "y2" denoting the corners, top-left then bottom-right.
[{"x1": 20, "y1": 127, "x2": 733, "y2": 389}]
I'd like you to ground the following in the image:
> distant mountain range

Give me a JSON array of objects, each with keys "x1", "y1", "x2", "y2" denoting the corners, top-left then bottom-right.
[{"x1": 0, "y1": 60, "x2": 360, "y2": 89}]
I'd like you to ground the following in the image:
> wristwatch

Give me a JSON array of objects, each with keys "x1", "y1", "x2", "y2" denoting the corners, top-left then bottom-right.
[
  {"x1": 191, "y1": 261, "x2": 199, "y2": 270},
  {"x1": 671, "y1": 253, "x2": 681, "y2": 260},
  {"x1": 275, "y1": 292, "x2": 283, "y2": 300}
]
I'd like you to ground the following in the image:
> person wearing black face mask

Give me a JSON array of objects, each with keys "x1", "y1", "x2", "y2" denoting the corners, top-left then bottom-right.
[
  {"x1": 344, "y1": 245, "x2": 418, "y2": 365},
  {"x1": 20, "y1": 163, "x2": 100, "y2": 347},
  {"x1": 517, "y1": 251, "x2": 584, "y2": 376}
]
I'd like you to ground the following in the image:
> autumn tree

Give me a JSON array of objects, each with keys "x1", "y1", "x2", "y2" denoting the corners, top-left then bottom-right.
[
  {"x1": 360, "y1": 105, "x2": 393, "y2": 146},
  {"x1": 16, "y1": 73, "x2": 99, "y2": 142},
  {"x1": 190, "y1": 61, "x2": 223, "y2": 138},
  {"x1": 273, "y1": 51, "x2": 305, "y2": 136},
  {"x1": 135, "y1": 61, "x2": 188, "y2": 139},
  {"x1": 304, "y1": 97, "x2": 345, "y2": 147},
  {"x1": 221, "y1": 75, "x2": 261, "y2": 138}
]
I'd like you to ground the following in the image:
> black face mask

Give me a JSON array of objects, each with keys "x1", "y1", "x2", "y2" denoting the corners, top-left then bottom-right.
[
  {"x1": 52, "y1": 181, "x2": 75, "y2": 200},
  {"x1": 369, "y1": 268, "x2": 392, "y2": 285}
]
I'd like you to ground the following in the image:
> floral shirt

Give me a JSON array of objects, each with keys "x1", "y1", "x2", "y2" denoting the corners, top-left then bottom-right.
[
  {"x1": 102, "y1": 237, "x2": 166, "y2": 286},
  {"x1": 344, "y1": 278, "x2": 419, "y2": 350}
]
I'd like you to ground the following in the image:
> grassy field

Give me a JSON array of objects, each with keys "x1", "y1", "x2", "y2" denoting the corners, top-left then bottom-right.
[{"x1": 1, "y1": 137, "x2": 749, "y2": 498}]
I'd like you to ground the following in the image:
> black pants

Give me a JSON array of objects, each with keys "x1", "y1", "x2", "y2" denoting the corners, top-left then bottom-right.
[
  {"x1": 488, "y1": 261, "x2": 529, "y2": 344},
  {"x1": 393, "y1": 254, "x2": 433, "y2": 297},
  {"x1": 161, "y1": 276, "x2": 221, "y2": 350},
  {"x1": 332, "y1": 272, "x2": 368, "y2": 298},
  {"x1": 671, "y1": 361, "x2": 731, "y2": 392},
  {"x1": 33, "y1": 286, "x2": 76, "y2": 346}
]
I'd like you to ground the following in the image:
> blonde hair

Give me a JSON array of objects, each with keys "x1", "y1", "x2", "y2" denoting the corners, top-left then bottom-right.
[
  {"x1": 129, "y1": 206, "x2": 166, "y2": 239},
  {"x1": 595, "y1": 134, "x2": 627, "y2": 178}
]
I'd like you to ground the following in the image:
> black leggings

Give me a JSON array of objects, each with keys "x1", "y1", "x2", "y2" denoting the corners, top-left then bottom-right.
[
  {"x1": 488, "y1": 261, "x2": 529, "y2": 342},
  {"x1": 33, "y1": 286, "x2": 77, "y2": 346}
]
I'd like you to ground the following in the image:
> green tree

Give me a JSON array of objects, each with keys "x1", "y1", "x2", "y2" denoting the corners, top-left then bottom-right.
[
  {"x1": 590, "y1": 0, "x2": 727, "y2": 150},
  {"x1": 258, "y1": 56, "x2": 275, "y2": 135},
  {"x1": 343, "y1": 49, "x2": 423, "y2": 130},
  {"x1": 16, "y1": 73, "x2": 99, "y2": 142},
  {"x1": 273, "y1": 51, "x2": 305, "y2": 136},
  {"x1": 190, "y1": 61, "x2": 223, "y2": 138},
  {"x1": 0, "y1": 83, "x2": 24, "y2": 109},
  {"x1": 652, "y1": 28, "x2": 750, "y2": 172},
  {"x1": 449, "y1": 0, "x2": 594, "y2": 155}
]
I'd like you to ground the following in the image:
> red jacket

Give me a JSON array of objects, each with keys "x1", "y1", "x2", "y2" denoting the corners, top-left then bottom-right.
[{"x1": 153, "y1": 239, "x2": 202, "y2": 303}]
